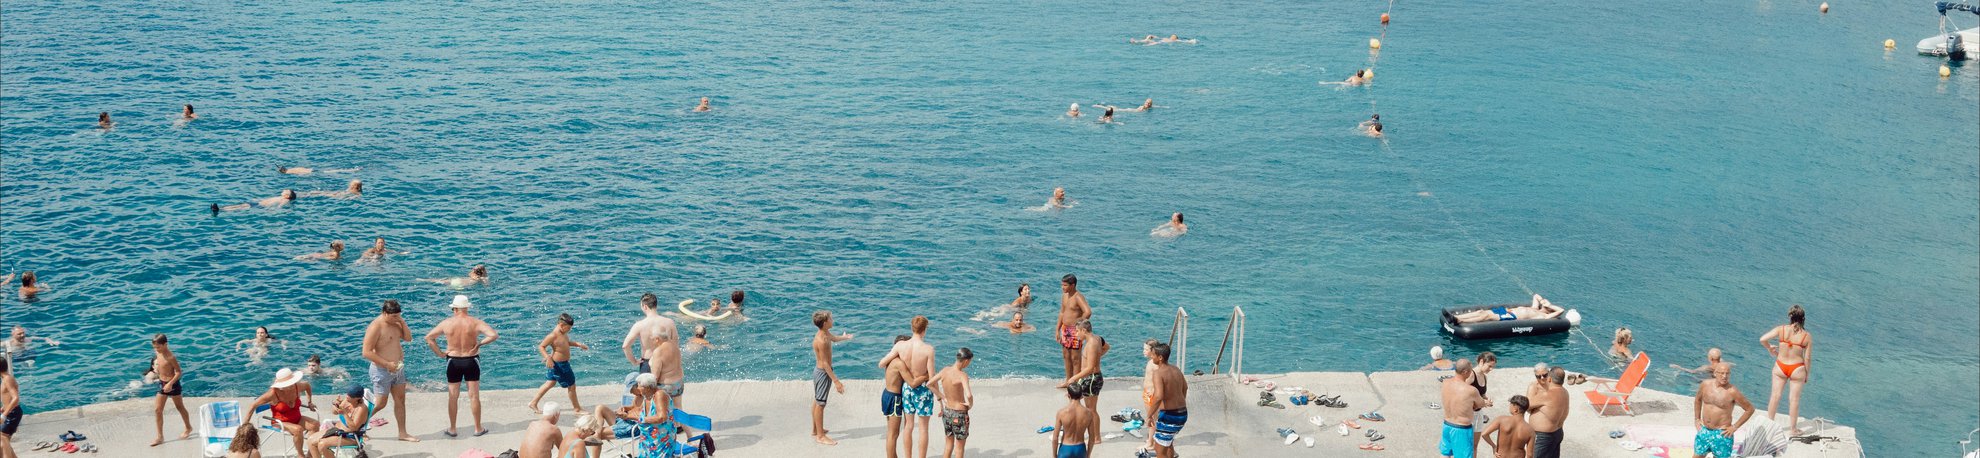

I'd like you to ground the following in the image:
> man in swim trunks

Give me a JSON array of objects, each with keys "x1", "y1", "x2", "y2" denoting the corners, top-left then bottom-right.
[
  {"x1": 425, "y1": 294, "x2": 499, "y2": 437},
  {"x1": 1058, "y1": 320, "x2": 1109, "y2": 412},
  {"x1": 881, "y1": 335, "x2": 912, "y2": 458},
  {"x1": 880, "y1": 316, "x2": 937, "y2": 458},
  {"x1": 150, "y1": 333, "x2": 193, "y2": 447},
  {"x1": 1523, "y1": 366, "x2": 1570, "y2": 458},
  {"x1": 362, "y1": 299, "x2": 420, "y2": 442},
  {"x1": 1050, "y1": 385, "x2": 1099, "y2": 458},
  {"x1": 810, "y1": 310, "x2": 855, "y2": 445},
  {"x1": 1452, "y1": 299, "x2": 1565, "y2": 324},
  {"x1": 930, "y1": 347, "x2": 974, "y2": 458},
  {"x1": 1479, "y1": 395, "x2": 1534, "y2": 458},
  {"x1": 1, "y1": 357, "x2": 21, "y2": 458},
  {"x1": 1055, "y1": 274, "x2": 1091, "y2": 379},
  {"x1": 1693, "y1": 363, "x2": 1754, "y2": 458},
  {"x1": 1143, "y1": 341, "x2": 1187, "y2": 458},
  {"x1": 1439, "y1": 358, "x2": 1491, "y2": 458},
  {"x1": 878, "y1": 335, "x2": 911, "y2": 457},
  {"x1": 248, "y1": 368, "x2": 318, "y2": 457},
  {"x1": 529, "y1": 313, "x2": 589, "y2": 415}
]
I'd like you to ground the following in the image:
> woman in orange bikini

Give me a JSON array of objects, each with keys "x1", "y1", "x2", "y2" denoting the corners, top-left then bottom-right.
[{"x1": 1758, "y1": 304, "x2": 1812, "y2": 435}]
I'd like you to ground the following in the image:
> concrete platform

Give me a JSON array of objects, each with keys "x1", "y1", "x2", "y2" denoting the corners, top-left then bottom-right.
[{"x1": 5, "y1": 371, "x2": 1860, "y2": 457}]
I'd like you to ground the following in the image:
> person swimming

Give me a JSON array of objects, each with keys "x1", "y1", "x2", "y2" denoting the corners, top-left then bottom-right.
[
  {"x1": 295, "y1": 241, "x2": 345, "y2": 261},
  {"x1": 992, "y1": 310, "x2": 1036, "y2": 334},
  {"x1": 235, "y1": 326, "x2": 285, "y2": 365},
  {"x1": 277, "y1": 166, "x2": 360, "y2": 175},
  {"x1": 301, "y1": 180, "x2": 362, "y2": 199},
  {"x1": 299, "y1": 354, "x2": 351, "y2": 382},
  {"x1": 1098, "y1": 106, "x2": 1116, "y2": 123},
  {"x1": 212, "y1": 190, "x2": 298, "y2": 215},
  {"x1": 1327, "y1": 69, "x2": 1371, "y2": 86},
  {"x1": 1039, "y1": 187, "x2": 1074, "y2": 210},
  {"x1": 1151, "y1": 212, "x2": 1188, "y2": 237},
  {"x1": 1067, "y1": 103, "x2": 1081, "y2": 118},
  {"x1": 4, "y1": 325, "x2": 58, "y2": 365},
  {"x1": 15, "y1": 271, "x2": 47, "y2": 300},
  {"x1": 1135, "y1": 98, "x2": 1154, "y2": 112},
  {"x1": 686, "y1": 325, "x2": 713, "y2": 353},
  {"x1": 359, "y1": 237, "x2": 404, "y2": 262},
  {"x1": 181, "y1": 104, "x2": 197, "y2": 120},
  {"x1": 419, "y1": 264, "x2": 489, "y2": 288},
  {"x1": 1359, "y1": 114, "x2": 1384, "y2": 137},
  {"x1": 694, "y1": 97, "x2": 712, "y2": 112},
  {"x1": 97, "y1": 112, "x2": 114, "y2": 130}
]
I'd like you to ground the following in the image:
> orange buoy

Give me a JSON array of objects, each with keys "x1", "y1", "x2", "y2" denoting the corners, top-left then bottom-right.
[
  {"x1": 1381, "y1": 13, "x2": 1390, "y2": 25},
  {"x1": 1369, "y1": 38, "x2": 1382, "y2": 49},
  {"x1": 1819, "y1": 2, "x2": 1829, "y2": 13}
]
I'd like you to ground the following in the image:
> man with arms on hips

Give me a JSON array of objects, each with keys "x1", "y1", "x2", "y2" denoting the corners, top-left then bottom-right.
[
  {"x1": 1478, "y1": 395, "x2": 1534, "y2": 458},
  {"x1": 362, "y1": 299, "x2": 420, "y2": 442},
  {"x1": 1439, "y1": 358, "x2": 1491, "y2": 458},
  {"x1": 424, "y1": 294, "x2": 499, "y2": 437},
  {"x1": 1693, "y1": 363, "x2": 1754, "y2": 458}
]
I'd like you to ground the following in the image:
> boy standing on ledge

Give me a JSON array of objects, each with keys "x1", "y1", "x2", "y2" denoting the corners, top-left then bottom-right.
[{"x1": 810, "y1": 310, "x2": 854, "y2": 445}]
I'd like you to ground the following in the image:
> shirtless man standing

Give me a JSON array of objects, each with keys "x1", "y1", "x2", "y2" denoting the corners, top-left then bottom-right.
[
  {"x1": 1693, "y1": 364, "x2": 1755, "y2": 458},
  {"x1": 362, "y1": 299, "x2": 420, "y2": 442},
  {"x1": 880, "y1": 316, "x2": 937, "y2": 458},
  {"x1": 1479, "y1": 395, "x2": 1534, "y2": 458},
  {"x1": 621, "y1": 293, "x2": 686, "y2": 409},
  {"x1": 518, "y1": 403, "x2": 565, "y2": 458},
  {"x1": 1050, "y1": 386, "x2": 1100, "y2": 458},
  {"x1": 1, "y1": 358, "x2": 21, "y2": 458},
  {"x1": 1054, "y1": 274, "x2": 1091, "y2": 379},
  {"x1": 1438, "y1": 359, "x2": 1491, "y2": 458},
  {"x1": 810, "y1": 310, "x2": 854, "y2": 445},
  {"x1": 149, "y1": 334, "x2": 193, "y2": 446},
  {"x1": 425, "y1": 295, "x2": 499, "y2": 437},
  {"x1": 1143, "y1": 342, "x2": 1187, "y2": 458},
  {"x1": 929, "y1": 348, "x2": 974, "y2": 458},
  {"x1": 881, "y1": 335, "x2": 912, "y2": 458},
  {"x1": 1057, "y1": 320, "x2": 1108, "y2": 413},
  {"x1": 1523, "y1": 366, "x2": 1570, "y2": 458}
]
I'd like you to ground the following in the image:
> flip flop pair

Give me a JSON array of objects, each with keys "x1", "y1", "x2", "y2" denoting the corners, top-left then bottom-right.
[
  {"x1": 1342, "y1": 419, "x2": 1363, "y2": 429},
  {"x1": 59, "y1": 431, "x2": 86, "y2": 442},
  {"x1": 1358, "y1": 412, "x2": 1386, "y2": 422},
  {"x1": 1358, "y1": 443, "x2": 1386, "y2": 451}
]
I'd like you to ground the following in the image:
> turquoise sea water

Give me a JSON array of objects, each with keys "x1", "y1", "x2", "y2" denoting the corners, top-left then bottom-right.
[{"x1": 3, "y1": 0, "x2": 1974, "y2": 454}]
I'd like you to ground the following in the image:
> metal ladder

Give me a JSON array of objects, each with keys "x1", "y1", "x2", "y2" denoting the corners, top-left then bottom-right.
[
  {"x1": 1166, "y1": 307, "x2": 1189, "y2": 371},
  {"x1": 1208, "y1": 306, "x2": 1247, "y2": 383}
]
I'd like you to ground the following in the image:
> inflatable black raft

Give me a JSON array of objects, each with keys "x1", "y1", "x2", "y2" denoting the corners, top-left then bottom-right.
[{"x1": 1440, "y1": 303, "x2": 1580, "y2": 340}]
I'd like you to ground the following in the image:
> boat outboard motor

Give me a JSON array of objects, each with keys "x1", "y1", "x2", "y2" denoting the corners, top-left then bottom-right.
[{"x1": 1951, "y1": 32, "x2": 1969, "y2": 61}]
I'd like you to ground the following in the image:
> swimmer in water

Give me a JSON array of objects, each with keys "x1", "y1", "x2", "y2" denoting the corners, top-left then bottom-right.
[
  {"x1": 1132, "y1": 34, "x2": 1160, "y2": 44},
  {"x1": 1045, "y1": 187, "x2": 1072, "y2": 209},
  {"x1": 211, "y1": 190, "x2": 298, "y2": 215},
  {"x1": 300, "y1": 354, "x2": 351, "y2": 382},
  {"x1": 1359, "y1": 114, "x2": 1384, "y2": 137},
  {"x1": 302, "y1": 180, "x2": 363, "y2": 199},
  {"x1": 1098, "y1": 105, "x2": 1116, "y2": 123},
  {"x1": 993, "y1": 309, "x2": 1037, "y2": 334},
  {"x1": 235, "y1": 326, "x2": 286, "y2": 365},
  {"x1": 1162, "y1": 34, "x2": 1195, "y2": 44},
  {"x1": 420, "y1": 264, "x2": 489, "y2": 288},
  {"x1": 1067, "y1": 103, "x2": 1081, "y2": 118},
  {"x1": 1152, "y1": 212, "x2": 1188, "y2": 237},
  {"x1": 295, "y1": 241, "x2": 345, "y2": 261},
  {"x1": 694, "y1": 97, "x2": 712, "y2": 112},
  {"x1": 181, "y1": 104, "x2": 197, "y2": 120},
  {"x1": 16, "y1": 271, "x2": 47, "y2": 300},
  {"x1": 1134, "y1": 98, "x2": 1154, "y2": 112},
  {"x1": 1010, "y1": 283, "x2": 1034, "y2": 312},
  {"x1": 359, "y1": 237, "x2": 405, "y2": 262},
  {"x1": 98, "y1": 112, "x2": 114, "y2": 130},
  {"x1": 1327, "y1": 69, "x2": 1370, "y2": 86},
  {"x1": 4, "y1": 325, "x2": 58, "y2": 364},
  {"x1": 686, "y1": 325, "x2": 713, "y2": 352},
  {"x1": 277, "y1": 166, "x2": 361, "y2": 175}
]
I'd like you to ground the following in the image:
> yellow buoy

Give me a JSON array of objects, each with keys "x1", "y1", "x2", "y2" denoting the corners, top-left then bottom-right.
[
  {"x1": 1941, "y1": 65, "x2": 1952, "y2": 78},
  {"x1": 1381, "y1": 13, "x2": 1390, "y2": 25},
  {"x1": 1369, "y1": 38, "x2": 1382, "y2": 49},
  {"x1": 1364, "y1": 68, "x2": 1374, "y2": 79},
  {"x1": 1884, "y1": 39, "x2": 1896, "y2": 49},
  {"x1": 1819, "y1": 2, "x2": 1829, "y2": 13}
]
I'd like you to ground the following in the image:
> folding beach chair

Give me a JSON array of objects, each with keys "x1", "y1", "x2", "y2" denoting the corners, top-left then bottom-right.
[
  {"x1": 197, "y1": 401, "x2": 243, "y2": 457},
  {"x1": 669, "y1": 409, "x2": 716, "y2": 456},
  {"x1": 1584, "y1": 351, "x2": 1650, "y2": 416}
]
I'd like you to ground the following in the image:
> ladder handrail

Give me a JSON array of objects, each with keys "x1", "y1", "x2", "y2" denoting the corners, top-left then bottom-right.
[
  {"x1": 1208, "y1": 306, "x2": 1246, "y2": 382},
  {"x1": 1168, "y1": 307, "x2": 1190, "y2": 371}
]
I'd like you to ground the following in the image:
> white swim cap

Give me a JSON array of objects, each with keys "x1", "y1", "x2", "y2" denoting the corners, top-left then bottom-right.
[
  {"x1": 1430, "y1": 345, "x2": 1444, "y2": 360},
  {"x1": 1071, "y1": 103, "x2": 1080, "y2": 110}
]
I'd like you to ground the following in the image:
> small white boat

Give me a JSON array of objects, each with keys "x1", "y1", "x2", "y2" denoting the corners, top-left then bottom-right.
[{"x1": 1916, "y1": 27, "x2": 1979, "y2": 57}]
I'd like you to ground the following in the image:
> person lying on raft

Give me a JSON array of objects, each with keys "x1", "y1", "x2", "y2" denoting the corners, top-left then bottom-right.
[
  {"x1": 1452, "y1": 300, "x2": 1564, "y2": 324},
  {"x1": 302, "y1": 180, "x2": 363, "y2": 199},
  {"x1": 419, "y1": 265, "x2": 489, "y2": 288},
  {"x1": 213, "y1": 190, "x2": 298, "y2": 214},
  {"x1": 278, "y1": 166, "x2": 361, "y2": 175}
]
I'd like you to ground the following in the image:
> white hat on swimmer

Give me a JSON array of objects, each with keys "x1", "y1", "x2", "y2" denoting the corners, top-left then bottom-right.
[
  {"x1": 1430, "y1": 345, "x2": 1444, "y2": 360},
  {"x1": 450, "y1": 294, "x2": 473, "y2": 309},
  {"x1": 1071, "y1": 103, "x2": 1080, "y2": 110}
]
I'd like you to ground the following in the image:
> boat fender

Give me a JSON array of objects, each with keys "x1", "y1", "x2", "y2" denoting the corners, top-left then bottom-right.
[{"x1": 1564, "y1": 309, "x2": 1583, "y2": 328}]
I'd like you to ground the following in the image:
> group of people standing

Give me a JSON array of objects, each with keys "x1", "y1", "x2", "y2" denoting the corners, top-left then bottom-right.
[{"x1": 1431, "y1": 304, "x2": 1816, "y2": 458}]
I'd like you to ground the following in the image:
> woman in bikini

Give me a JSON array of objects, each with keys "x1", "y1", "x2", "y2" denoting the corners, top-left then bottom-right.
[
  {"x1": 247, "y1": 368, "x2": 316, "y2": 458},
  {"x1": 1758, "y1": 304, "x2": 1813, "y2": 435}
]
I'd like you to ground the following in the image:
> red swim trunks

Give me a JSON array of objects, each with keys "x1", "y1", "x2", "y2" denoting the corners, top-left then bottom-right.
[{"x1": 1059, "y1": 325, "x2": 1082, "y2": 350}]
